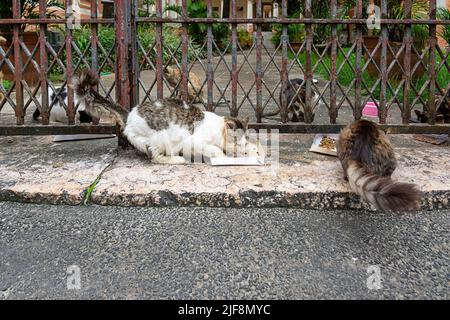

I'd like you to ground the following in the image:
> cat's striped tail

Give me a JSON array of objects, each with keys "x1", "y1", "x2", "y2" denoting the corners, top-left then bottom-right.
[
  {"x1": 346, "y1": 160, "x2": 422, "y2": 211},
  {"x1": 71, "y1": 69, "x2": 127, "y2": 130},
  {"x1": 71, "y1": 69, "x2": 99, "y2": 98}
]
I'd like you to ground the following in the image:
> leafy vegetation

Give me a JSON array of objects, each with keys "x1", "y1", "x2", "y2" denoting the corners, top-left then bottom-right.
[
  {"x1": 284, "y1": 1, "x2": 330, "y2": 44},
  {"x1": 272, "y1": 23, "x2": 305, "y2": 46},
  {"x1": 339, "y1": 0, "x2": 429, "y2": 49},
  {"x1": 0, "y1": 0, "x2": 63, "y2": 35},
  {"x1": 2, "y1": 80, "x2": 11, "y2": 91},
  {"x1": 137, "y1": 24, "x2": 204, "y2": 66},
  {"x1": 165, "y1": 0, "x2": 229, "y2": 50},
  {"x1": 46, "y1": 24, "x2": 204, "y2": 79},
  {"x1": 83, "y1": 176, "x2": 100, "y2": 205},
  {"x1": 237, "y1": 29, "x2": 253, "y2": 50},
  {"x1": 438, "y1": 7, "x2": 450, "y2": 47},
  {"x1": 292, "y1": 47, "x2": 450, "y2": 104},
  {"x1": 271, "y1": 10, "x2": 306, "y2": 46}
]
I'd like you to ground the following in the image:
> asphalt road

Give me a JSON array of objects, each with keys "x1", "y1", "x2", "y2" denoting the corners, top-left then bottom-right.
[{"x1": 0, "y1": 202, "x2": 448, "y2": 300}]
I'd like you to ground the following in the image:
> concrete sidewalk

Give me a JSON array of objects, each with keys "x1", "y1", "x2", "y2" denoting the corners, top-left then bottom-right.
[{"x1": 0, "y1": 134, "x2": 449, "y2": 210}]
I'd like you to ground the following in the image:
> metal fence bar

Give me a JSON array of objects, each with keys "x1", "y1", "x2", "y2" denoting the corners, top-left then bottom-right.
[
  {"x1": 329, "y1": 0, "x2": 338, "y2": 123},
  {"x1": 114, "y1": 0, "x2": 136, "y2": 111},
  {"x1": 181, "y1": 0, "x2": 189, "y2": 102},
  {"x1": 39, "y1": 0, "x2": 49, "y2": 125},
  {"x1": 248, "y1": 123, "x2": 450, "y2": 134},
  {"x1": 280, "y1": 0, "x2": 288, "y2": 123},
  {"x1": 2, "y1": 124, "x2": 449, "y2": 136},
  {"x1": 402, "y1": 0, "x2": 412, "y2": 124},
  {"x1": 130, "y1": 0, "x2": 139, "y2": 108},
  {"x1": 231, "y1": 0, "x2": 238, "y2": 117},
  {"x1": 354, "y1": 0, "x2": 363, "y2": 120},
  {"x1": 1, "y1": 0, "x2": 450, "y2": 137},
  {"x1": 304, "y1": 0, "x2": 313, "y2": 123},
  {"x1": 206, "y1": 0, "x2": 214, "y2": 111},
  {"x1": 379, "y1": 0, "x2": 388, "y2": 124},
  {"x1": 90, "y1": 0, "x2": 99, "y2": 73},
  {"x1": 428, "y1": 0, "x2": 438, "y2": 125},
  {"x1": 132, "y1": 17, "x2": 450, "y2": 26},
  {"x1": 155, "y1": 0, "x2": 164, "y2": 99},
  {"x1": 255, "y1": 0, "x2": 263, "y2": 123},
  {"x1": 115, "y1": 0, "x2": 126, "y2": 107},
  {"x1": 12, "y1": 0, "x2": 24, "y2": 125},
  {"x1": 65, "y1": 0, "x2": 75, "y2": 124},
  {"x1": 0, "y1": 124, "x2": 116, "y2": 136}
]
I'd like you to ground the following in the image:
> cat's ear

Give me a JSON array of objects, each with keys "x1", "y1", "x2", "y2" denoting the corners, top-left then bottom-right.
[
  {"x1": 225, "y1": 117, "x2": 238, "y2": 130},
  {"x1": 225, "y1": 116, "x2": 250, "y2": 130}
]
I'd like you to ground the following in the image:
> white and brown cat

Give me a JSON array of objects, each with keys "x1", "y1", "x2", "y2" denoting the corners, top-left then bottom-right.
[{"x1": 73, "y1": 69, "x2": 259, "y2": 164}]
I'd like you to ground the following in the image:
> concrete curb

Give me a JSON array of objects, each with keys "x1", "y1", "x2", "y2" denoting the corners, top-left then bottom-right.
[
  {"x1": 1, "y1": 135, "x2": 449, "y2": 210},
  {"x1": 90, "y1": 189, "x2": 450, "y2": 211}
]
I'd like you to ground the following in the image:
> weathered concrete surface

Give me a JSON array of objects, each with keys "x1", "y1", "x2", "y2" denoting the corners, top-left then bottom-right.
[
  {"x1": 92, "y1": 134, "x2": 450, "y2": 210},
  {"x1": 0, "y1": 136, "x2": 117, "y2": 205},
  {"x1": 0, "y1": 133, "x2": 448, "y2": 209}
]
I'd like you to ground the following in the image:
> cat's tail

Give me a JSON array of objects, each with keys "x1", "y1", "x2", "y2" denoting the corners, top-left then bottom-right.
[
  {"x1": 346, "y1": 160, "x2": 422, "y2": 211},
  {"x1": 72, "y1": 69, "x2": 128, "y2": 130},
  {"x1": 71, "y1": 69, "x2": 99, "y2": 99}
]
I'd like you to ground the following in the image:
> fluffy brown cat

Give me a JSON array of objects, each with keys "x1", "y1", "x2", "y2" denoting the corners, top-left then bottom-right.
[{"x1": 337, "y1": 120, "x2": 422, "y2": 211}]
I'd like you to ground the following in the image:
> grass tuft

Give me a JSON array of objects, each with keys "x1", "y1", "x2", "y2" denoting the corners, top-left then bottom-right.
[{"x1": 83, "y1": 176, "x2": 100, "y2": 205}]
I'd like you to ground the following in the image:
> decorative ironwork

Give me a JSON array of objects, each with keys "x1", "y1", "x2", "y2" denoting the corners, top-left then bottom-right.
[{"x1": 0, "y1": 0, "x2": 449, "y2": 137}]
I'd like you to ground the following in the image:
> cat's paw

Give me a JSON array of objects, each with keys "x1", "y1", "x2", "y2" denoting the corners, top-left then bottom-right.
[
  {"x1": 146, "y1": 146, "x2": 159, "y2": 160},
  {"x1": 204, "y1": 146, "x2": 225, "y2": 158},
  {"x1": 208, "y1": 150, "x2": 225, "y2": 158},
  {"x1": 168, "y1": 156, "x2": 186, "y2": 165}
]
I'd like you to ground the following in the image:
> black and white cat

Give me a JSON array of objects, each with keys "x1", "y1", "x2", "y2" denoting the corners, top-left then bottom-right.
[
  {"x1": 33, "y1": 86, "x2": 92, "y2": 123},
  {"x1": 73, "y1": 69, "x2": 260, "y2": 164}
]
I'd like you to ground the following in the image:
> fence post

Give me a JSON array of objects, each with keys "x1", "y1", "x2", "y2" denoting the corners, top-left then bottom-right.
[
  {"x1": 115, "y1": 0, "x2": 138, "y2": 112},
  {"x1": 427, "y1": 0, "x2": 437, "y2": 125},
  {"x1": 114, "y1": 0, "x2": 137, "y2": 148},
  {"x1": 12, "y1": 0, "x2": 24, "y2": 125}
]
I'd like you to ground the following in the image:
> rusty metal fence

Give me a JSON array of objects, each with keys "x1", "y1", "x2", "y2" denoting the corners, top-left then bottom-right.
[{"x1": 1, "y1": 0, "x2": 450, "y2": 136}]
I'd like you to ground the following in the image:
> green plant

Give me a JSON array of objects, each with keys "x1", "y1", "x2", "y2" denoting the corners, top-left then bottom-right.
[
  {"x1": 45, "y1": 24, "x2": 204, "y2": 81},
  {"x1": 2, "y1": 80, "x2": 11, "y2": 91},
  {"x1": 282, "y1": 1, "x2": 330, "y2": 44},
  {"x1": 271, "y1": 10, "x2": 306, "y2": 46},
  {"x1": 83, "y1": 176, "x2": 100, "y2": 205},
  {"x1": 271, "y1": 23, "x2": 306, "y2": 46},
  {"x1": 389, "y1": 0, "x2": 428, "y2": 49},
  {"x1": 237, "y1": 28, "x2": 253, "y2": 49},
  {"x1": 438, "y1": 7, "x2": 450, "y2": 47},
  {"x1": 165, "y1": 0, "x2": 229, "y2": 50},
  {"x1": 289, "y1": 24, "x2": 305, "y2": 43},
  {"x1": 138, "y1": 0, "x2": 155, "y2": 17},
  {"x1": 340, "y1": 0, "x2": 429, "y2": 49},
  {"x1": 70, "y1": 25, "x2": 116, "y2": 73},
  {"x1": 291, "y1": 47, "x2": 450, "y2": 105},
  {"x1": 0, "y1": 0, "x2": 63, "y2": 35},
  {"x1": 137, "y1": 24, "x2": 204, "y2": 66}
]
